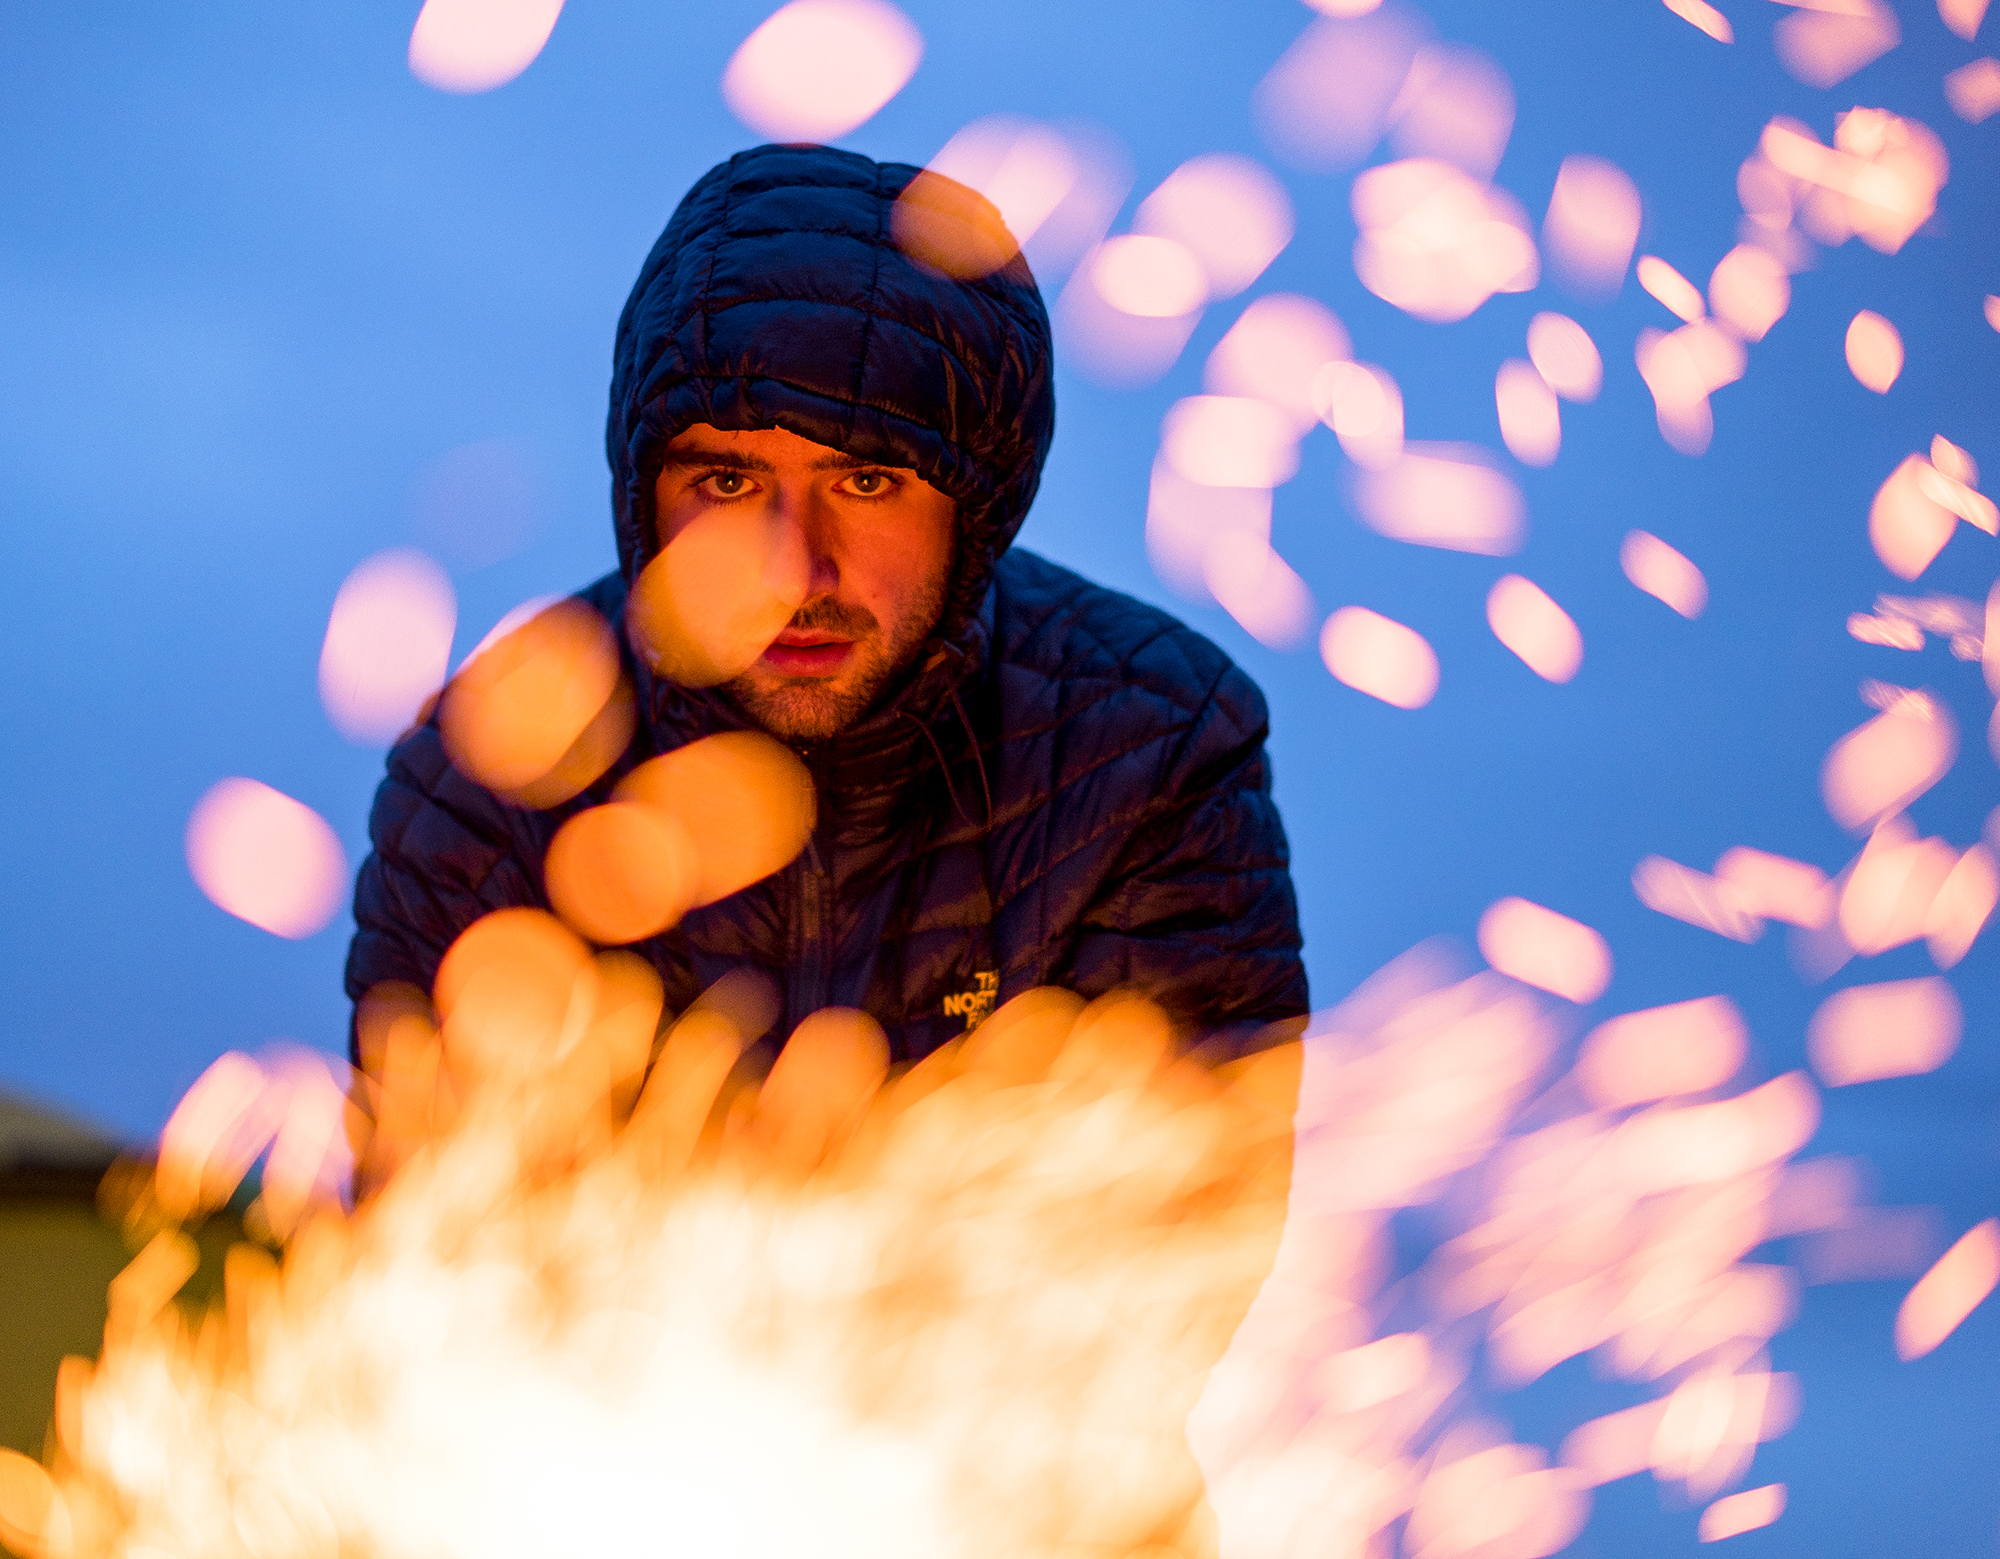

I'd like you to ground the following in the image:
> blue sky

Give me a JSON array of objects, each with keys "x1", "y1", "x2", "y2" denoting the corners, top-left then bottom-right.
[{"x1": 3, "y1": 1, "x2": 1998, "y2": 1549}]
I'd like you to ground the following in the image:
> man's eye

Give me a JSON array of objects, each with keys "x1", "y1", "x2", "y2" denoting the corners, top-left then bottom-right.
[
  {"x1": 848, "y1": 470, "x2": 888, "y2": 495},
  {"x1": 708, "y1": 471, "x2": 747, "y2": 497}
]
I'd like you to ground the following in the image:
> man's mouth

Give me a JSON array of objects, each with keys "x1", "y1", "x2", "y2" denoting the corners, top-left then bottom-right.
[{"x1": 761, "y1": 630, "x2": 856, "y2": 677}]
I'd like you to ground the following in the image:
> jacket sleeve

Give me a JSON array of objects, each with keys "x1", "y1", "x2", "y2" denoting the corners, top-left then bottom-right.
[
  {"x1": 1063, "y1": 662, "x2": 1309, "y2": 1034},
  {"x1": 343, "y1": 721, "x2": 548, "y2": 1056}
]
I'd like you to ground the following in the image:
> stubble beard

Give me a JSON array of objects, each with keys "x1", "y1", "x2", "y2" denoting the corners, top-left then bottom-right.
[{"x1": 725, "y1": 580, "x2": 948, "y2": 743}]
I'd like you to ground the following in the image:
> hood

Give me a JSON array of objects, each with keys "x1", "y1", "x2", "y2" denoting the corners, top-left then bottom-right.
[{"x1": 605, "y1": 143, "x2": 1056, "y2": 647}]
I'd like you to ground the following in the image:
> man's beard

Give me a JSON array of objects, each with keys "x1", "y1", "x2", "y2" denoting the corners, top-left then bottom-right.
[{"x1": 725, "y1": 581, "x2": 947, "y2": 743}]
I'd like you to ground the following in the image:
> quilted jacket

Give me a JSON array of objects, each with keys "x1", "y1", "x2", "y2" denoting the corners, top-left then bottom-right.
[{"x1": 345, "y1": 144, "x2": 1307, "y2": 1061}]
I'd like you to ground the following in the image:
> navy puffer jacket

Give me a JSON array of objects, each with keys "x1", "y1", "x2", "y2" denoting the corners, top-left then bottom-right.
[{"x1": 346, "y1": 144, "x2": 1307, "y2": 1059}]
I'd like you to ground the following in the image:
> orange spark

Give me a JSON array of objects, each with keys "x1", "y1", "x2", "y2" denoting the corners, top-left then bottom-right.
[
  {"x1": 1494, "y1": 361, "x2": 1562, "y2": 467},
  {"x1": 1620, "y1": 530, "x2": 1709, "y2": 617},
  {"x1": 1477, "y1": 897, "x2": 1611, "y2": 1003},
  {"x1": 1662, "y1": 0, "x2": 1735, "y2": 43},
  {"x1": 722, "y1": 0, "x2": 922, "y2": 143},
  {"x1": 318, "y1": 550, "x2": 456, "y2": 746},
  {"x1": 1525, "y1": 312, "x2": 1603, "y2": 401},
  {"x1": 407, "y1": 0, "x2": 563, "y2": 93},
  {"x1": 1637, "y1": 255, "x2": 1706, "y2": 322},
  {"x1": 1807, "y1": 976, "x2": 1962, "y2": 1086},
  {"x1": 184, "y1": 779, "x2": 347, "y2": 940},
  {"x1": 1486, "y1": 573, "x2": 1582, "y2": 681},
  {"x1": 1896, "y1": 1219, "x2": 2000, "y2": 1359},
  {"x1": 1320, "y1": 606, "x2": 1438, "y2": 708}
]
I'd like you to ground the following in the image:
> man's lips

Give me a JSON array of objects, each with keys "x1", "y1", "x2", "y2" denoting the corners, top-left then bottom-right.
[{"x1": 761, "y1": 633, "x2": 856, "y2": 676}]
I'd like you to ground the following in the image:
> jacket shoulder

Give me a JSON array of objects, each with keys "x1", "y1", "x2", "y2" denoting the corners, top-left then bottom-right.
[{"x1": 990, "y1": 548, "x2": 1265, "y2": 733}]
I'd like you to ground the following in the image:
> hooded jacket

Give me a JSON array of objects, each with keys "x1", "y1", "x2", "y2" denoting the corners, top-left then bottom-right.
[{"x1": 346, "y1": 144, "x2": 1307, "y2": 1061}]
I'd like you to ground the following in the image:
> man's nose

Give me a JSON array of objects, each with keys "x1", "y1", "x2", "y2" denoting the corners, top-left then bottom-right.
[{"x1": 764, "y1": 483, "x2": 839, "y2": 602}]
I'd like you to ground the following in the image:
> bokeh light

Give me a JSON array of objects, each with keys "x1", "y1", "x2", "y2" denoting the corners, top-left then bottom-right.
[
  {"x1": 1486, "y1": 573, "x2": 1582, "y2": 682},
  {"x1": 1351, "y1": 158, "x2": 1538, "y2": 323},
  {"x1": 1161, "y1": 395, "x2": 1299, "y2": 489},
  {"x1": 1707, "y1": 243, "x2": 1791, "y2": 341},
  {"x1": 1319, "y1": 606, "x2": 1438, "y2": 708},
  {"x1": 1844, "y1": 309, "x2": 1904, "y2": 393},
  {"x1": 1312, "y1": 359, "x2": 1405, "y2": 468},
  {"x1": 1203, "y1": 293, "x2": 1351, "y2": 432},
  {"x1": 1252, "y1": 6, "x2": 1421, "y2": 169},
  {"x1": 1698, "y1": 1484, "x2": 1786, "y2": 1543},
  {"x1": 1385, "y1": 44, "x2": 1515, "y2": 178},
  {"x1": 1773, "y1": 0, "x2": 1900, "y2": 90},
  {"x1": 1662, "y1": 0, "x2": 1735, "y2": 45},
  {"x1": 1576, "y1": 995, "x2": 1747, "y2": 1109},
  {"x1": 409, "y1": 439, "x2": 540, "y2": 570},
  {"x1": 1524, "y1": 311, "x2": 1603, "y2": 402},
  {"x1": 1133, "y1": 153, "x2": 1294, "y2": 302},
  {"x1": 614, "y1": 732, "x2": 816, "y2": 907},
  {"x1": 1494, "y1": 359, "x2": 1561, "y2": 467},
  {"x1": 721, "y1": 0, "x2": 922, "y2": 144},
  {"x1": 407, "y1": 0, "x2": 564, "y2": 94},
  {"x1": 184, "y1": 779, "x2": 347, "y2": 940},
  {"x1": 1820, "y1": 694, "x2": 1958, "y2": 831},
  {"x1": 1541, "y1": 154, "x2": 1641, "y2": 297},
  {"x1": 627, "y1": 500, "x2": 812, "y2": 690},
  {"x1": 440, "y1": 597, "x2": 624, "y2": 796},
  {"x1": 1620, "y1": 529, "x2": 1709, "y2": 617},
  {"x1": 1476, "y1": 896, "x2": 1612, "y2": 1003},
  {"x1": 1894, "y1": 1219, "x2": 2000, "y2": 1360},
  {"x1": 1351, "y1": 443, "x2": 1525, "y2": 554},
  {"x1": 1946, "y1": 58, "x2": 2000, "y2": 123},
  {"x1": 317, "y1": 549, "x2": 456, "y2": 746},
  {"x1": 544, "y1": 800, "x2": 699, "y2": 946},
  {"x1": 1807, "y1": 976, "x2": 1961, "y2": 1086},
  {"x1": 1636, "y1": 255, "x2": 1707, "y2": 323}
]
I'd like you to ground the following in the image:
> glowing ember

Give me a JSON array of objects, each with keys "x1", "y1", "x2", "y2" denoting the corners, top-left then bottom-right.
[
  {"x1": 1525, "y1": 311, "x2": 1603, "y2": 401},
  {"x1": 1351, "y1": 158, "x2": 1538, "y2": 322},
  {"x1": 1845, "y1": 309, "x2": 1904, "y2": 393},
  {"x1": 1319, "y1": 606, "x2": 1438, "y2": 708},
  {"x1": 1699, "y1": 1483, "x2": 1786, "y2": 1542},
  {"x1": 1620, "y1": 529, "x2": 1709, "y2": 617},
  {"x1": 1662, "y1": 0, "x2": 1734, "y2": 43},
  {"x1": 407, "y1": 0, "x2": 564, "y2": 94},
  {"x1": 1350, "y1": 443, "x2": 1526, "y2": 554},
  {"x1": 185, "y1": 778, "x2": 347, "y2": 940},
  {"x1": 1494, "y1": 360, "x2": 1561, "y2": 467},
  {"x1": 1541, "y1": 154, "x2": 1641, "y2": 297},
  {"x1": 1895, "y1": 1219, "x2": 2000, "y2": 1360},
  {"x1": 318, "y1": 549, "x2": 456, "y2": 746},
  {"x1": 721, "y1": 0, "x2": 922, "y2": 144},
  {"x1": 1486, "y1": 574, "x2": 1582, "y2": 682},
  {"x1": 1134, "y1": 154, "x2": 1294, "y2": 302},
  {"x1": 1807, "y1": 976, "x2": 1962, "y2": 1086},
  {"x1": 1476, "y1": 896, "x2": 1611, "y2": 1003}
]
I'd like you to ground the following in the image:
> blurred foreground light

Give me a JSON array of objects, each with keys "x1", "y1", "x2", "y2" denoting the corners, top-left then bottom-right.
[
  {"x1": 1486, "y1": 574, "x2": 1582, "y2": 682},
  {"x1": 1204, "y1": 537, "x2": 1315, "y2": 649},
  {"x1": 1940, "y1": 0, "x2": 1991, "y2": 40},
  {"x1": 1351, "y1": 443, "x2": 1526, "y2": 554},
  {"x1": 441, "y1": 598, "x2": 629, "y2": 802},
  {"x1": 1542, "y1": 155, "x2": 1641, "y2": 297},
  {"x1": 1698, "y1": 1484, "x2": 1785, "y2": 1543},
  {"x1": 1773, "y1": 0, "x2": 1899, "y2": 89},
  {"x1": 1312, "y1": 360, "x2": 1404, "y2": 468},
  {"x1": 1707, "y1": 244, "x2": 1791, "y2": 341},
  {"x1": 1870, "y1": 455, "x2": 1960, "y2": 578},
  {"x1": 1620, "y1": 530, "x2": 1708, "y2": 617},
  {"x1": 1926, "y1": 843, "x2": 1999, "y2": 966},
  {"x1": 1837, "y1": 823, "x2": 1957, "y2": 956},
  {"x1": 185, "y1": 779, "x2": 346, "y2": 940},
  {"x1": 1494, "y1": 360, "x2": 1561, "y2": 466},
  {"x1": 1635, "y1": 322, "x2": 1746, "y2": 456},
  {"x1": 1351, "y1": 158, "x2": 1538, "y2": 322},
  {"x1": 1820, "y1": 694, "x2": 1957, "y2": 830},
  {"x1": 1577, "y1": 996, "x2": 1747, "y2": 1109},
  {"x1": 910, "y1": 117, "x2": 1077, "y2": 278},
  {"x1": 1663, "y1": 0, "x2": 1735, "y2": 44},
  {"x1": 1945, "y1": 58, "x2": 2000, "y2": 123},
  {"x1": 318, "y1": 549, "x2": 456, "y2": 745},
  {"x1": 1636, "y1": 255, "x2": 1706, "y2": 322},
  {"x1": 1714, "y1": 846, "x2": 1832, "y2": 926},
  {"x1": 1144, "y1": 458, "x2": 1272, "y2": 601},
  {"x1": 1319, "y1": 607, "x2": 1438, "y2": 708},
  {"x1": 1134, "y1": 154, "x2": 1293, "y2": 301},
  {"x1": 1988, "y1": 295, "x2": 2000, "y2": 332},
  {"x1": 0, "y1": 1450, "x2": 58, "y2": 1558},
  {"x1": 1895, "y1": 1219, "x2": 1999, "y2": 1360},
  {"x1": 1204, "y1": 294, "x2": 1352, "y2": 432},
  {"x1": 628, "y1": 502, "x2": 812, "y2": 688},
  {"x1": 544, "y1": 800, "x2": 699, "y2": 946},
  {"x1": 890, "y1": 170, "x2": 1021, "y2": 282},
  {"x1": 408, "y1": 0, "x2": 563, "y2": 93},
  {"x1": 722, "y1": 0, "x2": 921, "y2": 143},
  {"x1": 1525, "y1": 312, "x2": 1602, "y2": 401},
  {"x1": 1162, "y1": 396, "x2": 1298, "y2": 489},
  {"x1": 1387, "y1": 45, "x2": 1516, "y2": 178},
  {"x1": 616, "y1": 733, "x2": 816, "y2": 907},
  {"x1": 1759, "y1": 111, "x2": 1946, "y2": 256},
  {"x1": 1807, "y1": 976, "x2": 1962, "y2": 1087},
  {"x1": 1252, "y1": 7, "x2": 1421, "y2": 168},
  {"x1": 1633, "y1": 854, "x2": 1765, "y2": 942},
  {"x1": 1478, "y1": 897, "x2": 1611, "y2": 1003},
  {"x1": 1090, "y1": 234, "x2": 1206, "y2": 317},
  {"x1": 1844, "y1": 309, "x2": 1904, "y2": 392}
]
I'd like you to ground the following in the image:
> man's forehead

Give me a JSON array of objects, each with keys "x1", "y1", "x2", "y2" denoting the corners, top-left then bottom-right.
[{"x1": 659, "y1": 425, "x2": 894, "y2": 474}]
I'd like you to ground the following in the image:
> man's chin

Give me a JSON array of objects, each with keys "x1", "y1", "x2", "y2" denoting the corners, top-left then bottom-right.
[{"x1": 727, "y1": 671, "x2": 877, "y2": 743}]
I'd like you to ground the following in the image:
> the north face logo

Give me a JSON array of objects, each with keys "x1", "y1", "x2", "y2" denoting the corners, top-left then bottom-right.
[{"x1": 942, "y1": 970, "x2": 999, "y2": 1031}]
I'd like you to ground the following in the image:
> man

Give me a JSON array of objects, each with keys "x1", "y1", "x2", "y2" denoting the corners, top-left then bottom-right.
[{"x1": 347, "y1": 143, "x2": 1306, "y2": 1062}]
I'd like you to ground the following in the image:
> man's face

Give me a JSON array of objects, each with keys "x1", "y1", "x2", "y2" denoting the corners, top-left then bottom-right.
[{"x1": 653, "y1": 425, "x2": 956, "y2": 742}]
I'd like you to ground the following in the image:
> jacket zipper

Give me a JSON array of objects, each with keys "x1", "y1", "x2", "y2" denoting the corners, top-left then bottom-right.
[{"x1": 785, "y1": 756, "x2": 833, "y2": 1036}]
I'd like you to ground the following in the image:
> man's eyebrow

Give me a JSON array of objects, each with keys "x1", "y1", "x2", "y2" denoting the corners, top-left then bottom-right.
[
  {"x1": 656, "y1": 446, "x2": 778, "y2": 474},
  {"x1": 809, "y1": 450, "x2": 899, "y2": 472}
]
